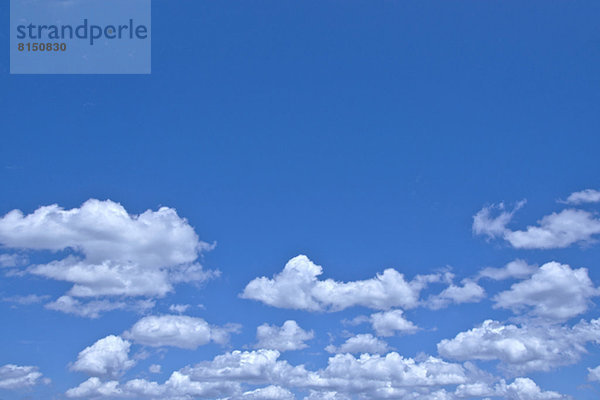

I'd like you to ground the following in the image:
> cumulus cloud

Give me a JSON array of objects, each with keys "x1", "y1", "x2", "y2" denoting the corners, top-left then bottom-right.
[
  {"x1": 241, "y1": 255, "x2": 442, "y2": 312},
  {"x1": 438, "y1": 318, "x2": 600, "y2": 373},
  {"x1": 66, "y1": 375, "x2": 237, "y2": 399},
  {"x1": 0, "y1": 200, "x2": 217, "y2": 314},
  {"x1": 255, "y1": 320, "x2": 314, "y2": 352},
  {"x1": 367, "y1": 309, "x2": 419, "y2": 337},
  {"x1": 64, "y1": 347, "x2": 568, "y2": 400},
  {"x1": 455, "y1": 377, "x2": 567, "y2": 399},
  {"x1": 123, "y1": 315, "x2": 240, "y2": 349},
  {"x1": 325, "y1": 333, "x2": 390, "y2": 354},
  {"x1": 562, "y1": 189, "x2": 600, "y2": 205},
  {"x1": 426, "y1": 279, "x2": 485, "y2": 310},
  {"x1": 0, "y1": 364, "x2": 46, "y2": 389},
  {"x1": 71, "y1": 335, "x2": 135, "y2": 379},
  {"x1": 473, "y1": 201, "x2": 600, "y2": 249},
  {"x1": 477, "y1": 260, "x2": 538, "y2": 281},
  {"x1": 493, "y1": 261, "x2": 599, "y2": 321}
]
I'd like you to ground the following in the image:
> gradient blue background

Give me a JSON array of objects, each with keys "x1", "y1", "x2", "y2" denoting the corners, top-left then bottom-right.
[{"x1": 1, "y1": 1, "x2": 600, "y2": 398}]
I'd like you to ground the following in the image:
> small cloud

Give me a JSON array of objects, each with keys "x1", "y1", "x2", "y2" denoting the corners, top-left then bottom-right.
[
  {"x1": 168, "y1": 304, "x2": 190, "y2": 314},
  {"x1": 2, "y1": 294, "x2": 49, "y2": 305},
  {"x1": 148, "y1": 364, "x2": 161, "y2": 374}
]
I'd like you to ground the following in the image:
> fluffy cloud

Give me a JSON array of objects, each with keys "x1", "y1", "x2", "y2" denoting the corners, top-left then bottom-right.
[
  {"x1": 563, "y1": 189, "x2": 600, "y2": 205},
  {"x1": 71, "y1": 335, "x2": 135, "y2": 379},
  {"x1": 0, "y1": 364, "x2": 46, "y2": 389},
  {"x1": 477, "y1": 260, "x2": 538, "y2": 281},
  {"x1": 426, "y1": 279, "x2": 485, "y2": 310},
  {"x1": 241, "y1": 255, "x2": 442, "y2": 312},
  {"x1": 255, "y1": 320, "x2": 314, "y2": 352},
  {"x1": 493, "y1": 262, "x2": 599, "y2": 321},
  {"x1": 65, "y1": 375, "x2": 237, "y2": 399},
  {"x1": 123, "y1": 315, "x2": 239, "y2": 349},
  {"x1": 0, "y1": 200, "x2": 217, "y2": 312},
  {"x1": 325, "y1": 333, "x2": 390, "y2": 354},
  {"x1": 367, "y1": 309, "x2": 418, "y2": 337},
  {"x1": 65, "y1": 347, "x2": 568, "y2": 400},
  {"x1": 455, "y1": 377, "x2": 566, "y2": 399},
  {"x1": 438, "y1": 318, "x2": 600, "y2": 373},
  {"x1": 473, "y1": 202, "x2": 600, "y2": 249}
]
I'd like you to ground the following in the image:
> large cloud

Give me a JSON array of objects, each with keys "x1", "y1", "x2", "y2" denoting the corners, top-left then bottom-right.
[
  {"x1": 493, "y1": 261, "x2": 599, "y2": 321},
  {"x1": 254, "y1": 320, "x2": 314, "y2": 352},
  {"x1": 123, "y1": 315, "x2": 240, "y2": 349},
  {"x1": 65, "y1": 347, "x2": 568, "y2": 400},
  {"x1": 473, "y1": 202, "x2": 600, "y2": 249},
  {"x1": 438, "y1": 318, "x2": 600, "y2": 373},
  {"x1": 0, "y1": 364, "x2": 47, "y2": 389},
  {"x1": 71, "y1": 335, "x2": 135, "y2": 379},
  {"x1": 0, "y1": 200, "x2": 217, "y2": 316},
  {"x1": 241, "y1": 255, "x2": 445, "y2": 312}
]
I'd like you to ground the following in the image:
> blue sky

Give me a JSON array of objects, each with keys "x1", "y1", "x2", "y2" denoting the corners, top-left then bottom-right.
[{"x1": 1, "y1": 1, "x2": 600, "y2": 399}]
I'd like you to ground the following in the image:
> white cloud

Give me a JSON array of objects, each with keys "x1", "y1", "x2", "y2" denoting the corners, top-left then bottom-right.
[
  {"x1": 71, "y1": 335, "x2": 135, "y2": 379},
  {"x1": 2, "y1": 294, "x2": 49, "y2": 305},
  {"x1": 325, "y1": 333, "x2": 390, "y2": 354},
  {"x1": 473, "y1": 201, "x2": 525, "y2": 239},
  {"x1": 493, "y1": 261, "x2": 599, "y2": 321},
  {"x1": 64, "y1": 347, "x2": 569, "y2": 400},
  {"x1": 123, "y1": 315, "x2": 240, "y2": 349},
  {"x1": 455, "y1": 378, "x2": 567, "y2": 399},
  {"x1": 66, "y1": 375, "x2": 238, "y2": 399},
  {"x1": 473, "y1": 202, "x2": 600, "y2": 249},
  {"x1": 168, "y1": 304, "x2": 190, "y2": 314},
  {"x1": 368, "y1": 309, "x2": 418, "y2": 337},
  {"x1": 255, "y1": 320, "x2": 314, "y2": 352},
  {"x1": 426, "y1": 279, "x2": 485, "y2": 310},
  {"x1": 149, "y1": 364, "x2": 162, "y2": 374},
  {"x1": 477, "y1": 260, "x2": 538, "y2": 281},
  {"x1": 234, "y1": 385, "x2": 295, "y2": 400},
  {"x1": 0, "y1": 364, "x2": 46, "y2": 389},
  {"x1": 66, "y1": 377, "x2": 122, "y2": 398},
  {"x1": 563, "y1": 189, "x2": 600, "y2": 205},
  {"x1": 588, "y1": 365, "x2": 600, "y2": 382},
  {"x1": 505, "y1": 209, "x2": 600, "y2": 249},
  {"x1": 0, "y1": 200, "x2": 217, "y2": 304},
  {"x1": 0, "y1": 253, "x2": 27, "y2": 268},
  {"x1": 45, "y1": 295, "x2": 154, "y2": 319},
  {"x1": 438, "y1": 318, "x2": 600, "y2": 373},
  {"x1": 241, "y1": 255, "x2": 440, "y2": 312},
  {"x1": 303, "y1": 391, "x2": 351, "y2": 400}
]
